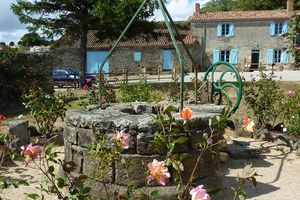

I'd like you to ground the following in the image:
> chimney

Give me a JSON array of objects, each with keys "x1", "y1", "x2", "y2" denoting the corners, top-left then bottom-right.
[
  {"x1": 287, "y1": 0, "x2": 294, "y2": 12},
  {"x1": 195, "y1": 3, "x2": 201, "y2": 13}
]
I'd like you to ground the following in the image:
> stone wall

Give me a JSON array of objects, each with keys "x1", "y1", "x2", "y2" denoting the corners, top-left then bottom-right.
[
  {"x1": 191, "y1": 20, "x2": 294, "y2": 70},
  {"x1": 64, "y1": 103, "x2": 225, "y2": 199},
  {"x1": 52, "y1": 45, "x2": 198, "y2": 73}
]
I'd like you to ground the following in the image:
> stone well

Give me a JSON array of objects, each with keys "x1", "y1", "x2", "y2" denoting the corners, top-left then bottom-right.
[{"x1": 64, "y1": 103, "x2": 225, "y2": 199}]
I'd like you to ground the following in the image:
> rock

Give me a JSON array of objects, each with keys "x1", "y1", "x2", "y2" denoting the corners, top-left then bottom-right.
[
  {"x1": 115, "y1": 154, "x2": 161, "y2": 187},
  {"x1": 219, "y1": 152, "x2": 229, "y2": 163},
  {"x1": 227, "y1": 141, "x2": 260, "y2": 159},
  {"x1": 194, "y1": 173, "x2": 223, "y2": 193},
  {"x1": 64, "y1": 124, "x2": 78, "y2": 144},
  {"x1": 8, "y1": 120, "x2": 30, "y2": 148},
  {"x1": 179, "y1": 150, "x2": 219, "y2": 183},
  {"x1": 255, "y1": 129, "x2": 273, "y2": 141},
  {"x1": 28, "y1": 126, "x2": 40, "y2": 137},
  {"x1": 48, "y1": 131, "x2": 64, "y2": 146}
]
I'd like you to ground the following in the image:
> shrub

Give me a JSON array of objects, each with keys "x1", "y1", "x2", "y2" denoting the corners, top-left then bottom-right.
[
  {"x1": 0, "y1": 48, "x2": 53, "y2": 104},
  {"x1": 244, "y1": 71, "x2": 283, "y2": 128},
  {"x1": 22, "y1": 88, "x2": 73, "y2": 136},
  {"x1": 117, "y1": 80, "x2": 152, "y2": 103},
  {"x1": 280, "y1": 90, "x2": 300, "y2": 136}
]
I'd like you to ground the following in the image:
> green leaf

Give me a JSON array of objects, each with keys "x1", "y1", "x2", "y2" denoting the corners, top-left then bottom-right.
[
  {"x1": 150, "y1": 190, "x2": 161, "y2": 198},
  {"x1": 56, "y1": 178, "x2": 65, "y2": 188},
  {"x1": 174, "y1": 136, "x2": 188, "y2": 144},
  {"x1": 81, "y1": 186, "x2": 91, "y2": 194},
  {"x1": 48, "y1": 165, "x2": 54, "y2": 175},
  {"x1": 25, "y1": 193, "x2": 40, "y2": 199}
]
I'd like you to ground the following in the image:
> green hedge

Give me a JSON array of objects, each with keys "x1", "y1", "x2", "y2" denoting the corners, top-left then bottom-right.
[{"x1": 0, "y1": 48, "x2": 53, "y2": 104}]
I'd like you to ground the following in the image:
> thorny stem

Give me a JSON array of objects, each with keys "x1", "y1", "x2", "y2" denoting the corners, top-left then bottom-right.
[
  {"x1": 103, "y1": 182, "x2": 110, "y2": 200},
  {"x1": 32, "y1": 158, "x2": 65, "y2": 199}
]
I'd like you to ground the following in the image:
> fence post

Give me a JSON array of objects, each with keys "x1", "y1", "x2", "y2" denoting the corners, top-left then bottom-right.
[{"x1": 157, "y1": 66, "x2": 160, "y2": 81}]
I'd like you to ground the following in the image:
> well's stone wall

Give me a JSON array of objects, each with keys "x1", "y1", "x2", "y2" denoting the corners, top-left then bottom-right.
[{"x1": 64, "y1": 103, "x2": 225, "y2": 199}]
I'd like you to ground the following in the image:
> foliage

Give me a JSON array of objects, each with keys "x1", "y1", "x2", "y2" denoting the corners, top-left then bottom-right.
[
  {"x1": 88, "y1": 129, "x2": 134, "y2": 199},
  {"x1": 244, "y1": 71, "x2": 283, "y2": 128},
  {"x1": 202, "y1": 0, "x2": 300, "y2": 12},
  {"x1": 18, "y1": 32, "x2": 52, "y2": 47},
  {"x1": 280, "y1": 90, "x2": 300, "y2": 136},
  {"x1": 286, "y1": 15, "x2": 300, "y2": 69},
  {"x1": 232, "y1": 164, "x2": 258, "y2": 200},
  {"x1": 0, "y1": 48, "x2": 53, "y2": 103},
  {"x1": 153, "y1": 106, "x2": 223, "y2": 199},
  {"x1": 21, "y1": 144, "x2": 93, "y2": 199},
  {"x1": 22, "y1": 88, "x2": 73, "y2": 136},
  {"x1": 117, "y1": 80, "x2": 154, "y2": 103},
  {"x1": 12, "y1": 0, "x2": 159, "y2": 82},
  {"x1": 80, "y1": 75, "x2": 116, "y2": 108}
]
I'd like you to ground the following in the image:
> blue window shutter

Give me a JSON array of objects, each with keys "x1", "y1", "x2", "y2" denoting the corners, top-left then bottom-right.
[
  {"x1": 217, "y1": 23, "x2": 222, "y2": 38},
  {"x1": 270, "y1": 23, "x2": 276, "y2": 36},
  {"x1": 283, "y1": 22, "x2": 288, "y2": 33},
  {"x1": 230, "y1": 49, "x2": 238, "y2": 64},
  {"x1": 213, "y1": 49, "x2": 220, "y2": 63},
  {"x1": 283, "y1": 50, "x2": 289, "y2": 64},
  {"x1": 229, "y1": 23, "x2": 235, "y2": 37},
  {"x1": 134, "y1": 52, "x2": 141, "y2": 61},
  {"x1": 268, "y1": 49, "x2": 274, "y2": 64}
]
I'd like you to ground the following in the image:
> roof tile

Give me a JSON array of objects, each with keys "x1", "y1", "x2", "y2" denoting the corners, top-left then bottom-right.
[{"x1": 192, "y1": 10, "x2": 296, "y2": 22}]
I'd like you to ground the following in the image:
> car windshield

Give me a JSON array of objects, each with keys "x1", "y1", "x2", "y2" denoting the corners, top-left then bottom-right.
[{"x1": 64, "y1": 68, "x2": 80, "y2": 75}]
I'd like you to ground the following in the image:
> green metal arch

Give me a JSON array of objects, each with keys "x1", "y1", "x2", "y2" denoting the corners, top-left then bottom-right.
[{"x1": 203, "y1": 61, "x2": 243, "y2": 117}]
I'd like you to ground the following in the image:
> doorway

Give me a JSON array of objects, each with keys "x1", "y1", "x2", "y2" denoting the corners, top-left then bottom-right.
[{"x1": 251, "y1": 50, "x2": 260, "y2": 69}]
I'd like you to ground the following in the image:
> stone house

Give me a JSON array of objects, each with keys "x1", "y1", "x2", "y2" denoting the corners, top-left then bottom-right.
[
  {"x1": 191, "y1": 0, "x2": 299, "y2": 70},
  {"x1": 53, "y1": 25, "x2": 200, "y2": 74}
]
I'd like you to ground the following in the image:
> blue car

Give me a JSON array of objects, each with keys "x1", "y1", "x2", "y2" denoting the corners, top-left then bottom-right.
[{"x1": 52, "y1": 68, "x2": 80, "y2": 88}]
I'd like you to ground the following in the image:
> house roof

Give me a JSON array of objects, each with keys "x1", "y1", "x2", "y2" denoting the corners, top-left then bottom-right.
[
  {"x1": 192, "y1": 10, "x2": 297, "y2": 22},
  {"x1": 63, "y1": 28, "x2": 197, "y2": 50}
]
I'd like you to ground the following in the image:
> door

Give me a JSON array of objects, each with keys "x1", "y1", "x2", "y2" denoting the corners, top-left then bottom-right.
[
  {"x1": 163, "y1": 50, "x2": 173, "y2": 70},
  {"x1": 251, "y1": 50, "x2": 260, "y2": 69},
  {"x1": 87, "y1": 51, "x2": 109, "y2": 74}
]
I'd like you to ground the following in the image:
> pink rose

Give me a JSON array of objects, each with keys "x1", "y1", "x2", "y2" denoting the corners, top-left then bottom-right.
[
  {"x1": 207, "y1": 138, "x2": 213, "y2": 145},
  {"x1": 287, "y1": 89, "x2": 295, "y2": 96},
  {"x1": 82, "y1": 84, "x2": 88, "y2": 91},
  {"x1": 147, "y1": 159, "x2": 170, "y2": 186},
  {"x1": 21, "y1": 144, "x2": 44, "y2": 166},
  {"x1": 190, "y1": 185, "x2": 210, "y2": 200},
  {"x1": 115, "y1": 130, "x2": 131, "y2": 149}
]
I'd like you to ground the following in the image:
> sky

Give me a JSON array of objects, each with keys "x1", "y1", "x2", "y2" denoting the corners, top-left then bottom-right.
[{"x1": 0, "y1": 0, "x2": 210, "y2": 44}]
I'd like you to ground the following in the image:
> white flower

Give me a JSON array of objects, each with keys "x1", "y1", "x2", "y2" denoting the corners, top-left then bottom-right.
[{"x1": 17, "y1": 114, "x2": 24, "y2": 119}]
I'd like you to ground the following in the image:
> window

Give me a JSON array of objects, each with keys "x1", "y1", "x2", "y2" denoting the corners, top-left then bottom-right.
[
  {"x1": 222, "y1": 24, "x2": 230, "y2": 36},
  {"x1": 275, "y1": 23, "x2": 283, "y2": 35},
  {"x1": 217, "y1": 23, "x2": 235, "y2": 37},
  {"x1": 134, "y1": 52, "x2": 141, "y2": 62},
  {"x1": 270, "y1": 22, "x2": 288, "y2": 36},
  {"x1": 220, "y1": 50, "x2": 230, "y2": 62},
  {"x1": 213, "y1": 49, "x2": 238, "y2": 64},
  {"x1": 274, "y1": 50, "x2": 282, "y2": 63}
]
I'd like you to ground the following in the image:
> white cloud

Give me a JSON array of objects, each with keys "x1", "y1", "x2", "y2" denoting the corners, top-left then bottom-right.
[{"x1": 153, "y1": 0, "x2": 210, "y2": 21}]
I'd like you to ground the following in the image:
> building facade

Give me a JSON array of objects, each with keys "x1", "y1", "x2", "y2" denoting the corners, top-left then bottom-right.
[
  {"x1": 54, "y1": 28, "x2": 200, "y2": 74},
  {"x1": 191, "y1": 0, "x2": 298, "y2": 71}
]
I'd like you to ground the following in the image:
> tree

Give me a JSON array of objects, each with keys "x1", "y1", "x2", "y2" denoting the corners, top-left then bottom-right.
[
  {"x1": 286, "y1": 15, "x2": 300, "y2": 68},
  {"x1": 202, "y1": 0, "x2": 236, "y2": 12},
  {"x1": 9, "y1": 41, "x2": 15, "y2": 46},
  {"x1": 12, "y1": 0, "x2": 158, "y2": 86},
  {"x1": 18, "y1": 32, "x2": 51, "y2": 47},
  {"x1": 202, "y1": 0, "x2": 300, "y2": 12},
  {"x1": 0, "y1": 42, "x2": 6, "y2": 47}
]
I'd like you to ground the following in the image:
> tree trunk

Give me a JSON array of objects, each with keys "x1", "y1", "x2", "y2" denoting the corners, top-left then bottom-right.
[{"x1": 79, "y1": 29, "x2": 87, "y2": 88}]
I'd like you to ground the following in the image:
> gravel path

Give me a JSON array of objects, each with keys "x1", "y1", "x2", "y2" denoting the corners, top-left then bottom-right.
[{"x1": 220, "y1": 139, "x2": 300, "y2": 200}]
